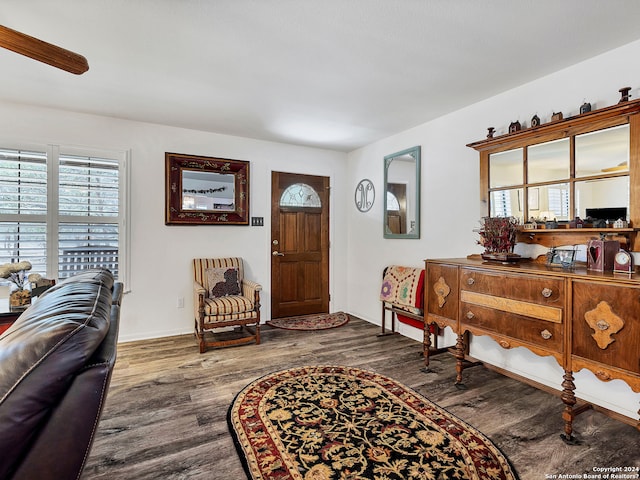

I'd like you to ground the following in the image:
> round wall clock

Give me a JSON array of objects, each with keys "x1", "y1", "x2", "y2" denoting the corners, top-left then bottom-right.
[{"x1": 354, "y1": 179, "x2": 375, "y2": 212}]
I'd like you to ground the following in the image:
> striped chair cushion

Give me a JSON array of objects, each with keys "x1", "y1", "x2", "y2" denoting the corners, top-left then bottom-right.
[{"x1": 204, "y1": 295, "x2": 254, "y2": 316}]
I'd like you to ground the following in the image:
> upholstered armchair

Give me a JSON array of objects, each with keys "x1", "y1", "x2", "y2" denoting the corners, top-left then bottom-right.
[{"x1": 193, "y1": 257, "x2": 262, "y2": 353}]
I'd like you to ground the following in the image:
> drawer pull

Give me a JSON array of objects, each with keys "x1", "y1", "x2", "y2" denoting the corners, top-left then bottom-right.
[
  {"x1": 541, "y1": 288, "x2": 553, "y2": 298},
  {"x1": 467, "y1": 277, "x2": 475, "y2": 286},
  {"x1": 466, "y1": 311, "x2": 475, "y2": 319},
  {"x1": 540, "y1": 329, "x2": 552, "y2": 340},
  {"x1": 499, "y1": 340, "x2": 511, "y2": 349},
  {"x1": 595, "y1": 370, "x2": 612, "y2": 381},
  {"x1": 596, "y1": 319, "x2": 610, "y2": 331}
]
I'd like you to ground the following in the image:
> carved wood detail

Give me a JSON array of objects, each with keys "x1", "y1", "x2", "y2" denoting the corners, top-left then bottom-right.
[
  {"x1": 433, "y1": 276, "x2": 451, "y2": 308},
  {"x1": 584, "y1": 301, "x2": 625, "y2": 350}
]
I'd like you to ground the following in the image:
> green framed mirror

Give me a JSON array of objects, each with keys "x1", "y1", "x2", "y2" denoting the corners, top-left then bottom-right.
[{"x1": 383, "y1": 146, "x2": 420, "y2": 239}]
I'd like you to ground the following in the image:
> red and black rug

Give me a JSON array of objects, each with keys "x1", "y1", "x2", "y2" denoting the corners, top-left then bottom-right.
[
  {"x1": 266, "y1": 312, "x2": 349, "y2": 331},
  {"x1": 228, "y1": 365, "x2": 519, "y2": 480}
]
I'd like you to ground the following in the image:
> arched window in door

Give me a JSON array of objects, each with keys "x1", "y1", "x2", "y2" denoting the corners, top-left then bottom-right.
[
  {"x1": 279, "y1": 183, "x2": 321, "y2": 207},
  {"x1": 386, "y1": 191, "x2": 400, "y2": 211}
]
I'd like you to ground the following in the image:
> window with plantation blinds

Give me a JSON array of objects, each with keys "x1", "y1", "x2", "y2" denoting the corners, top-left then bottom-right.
[{"x1": 0, "y1": 145, "x2": 128, "y2": 284}]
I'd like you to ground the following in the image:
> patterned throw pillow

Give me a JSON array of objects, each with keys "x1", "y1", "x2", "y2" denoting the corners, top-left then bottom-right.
[{"x1": 206, "y1": 267, "x2": 241, "y2": 298}]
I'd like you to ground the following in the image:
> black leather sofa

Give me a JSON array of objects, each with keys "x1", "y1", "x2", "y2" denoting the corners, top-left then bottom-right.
[{"x1": 0, "y1": 268, "x2": 122, "y2": 480}]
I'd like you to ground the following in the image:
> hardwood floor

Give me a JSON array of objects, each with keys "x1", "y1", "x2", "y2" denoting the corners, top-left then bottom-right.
[{"x1": 82, "y1": 316, "x2": 639, "y2": 480}]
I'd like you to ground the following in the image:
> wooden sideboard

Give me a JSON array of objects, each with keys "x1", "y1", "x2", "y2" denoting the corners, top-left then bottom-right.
[{"x1": 425, "y1": 257, "x2": 640, "y2": 442}]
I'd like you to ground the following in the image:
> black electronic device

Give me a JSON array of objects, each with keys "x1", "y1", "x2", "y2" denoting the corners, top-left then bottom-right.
[{"x1": 585, "y1": 207, "x2": 627, "y2": 222}]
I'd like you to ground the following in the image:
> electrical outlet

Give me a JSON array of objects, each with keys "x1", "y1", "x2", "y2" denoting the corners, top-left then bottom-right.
[{"x1": 177, "y1": 297, "x2": 184, "y2": 308}]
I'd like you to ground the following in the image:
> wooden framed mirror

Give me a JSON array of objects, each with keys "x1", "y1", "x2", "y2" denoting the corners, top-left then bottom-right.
[
  {"x1": 165, "y1": 152, "x2": 250, "y2": 225},
  {"x1": 383, "y1": 146, "x2": 420, "y2": 239}
]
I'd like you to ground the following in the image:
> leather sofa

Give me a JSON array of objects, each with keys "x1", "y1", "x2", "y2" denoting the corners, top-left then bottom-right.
[{"x1": 0, "y1": 268, "x2": 123, "y2": 480}]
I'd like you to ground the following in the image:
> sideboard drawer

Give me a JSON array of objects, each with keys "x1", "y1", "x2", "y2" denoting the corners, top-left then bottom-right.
[
  {"x1": 461, "y1": 302, "x2": 563, "y2": 351},
  {"x1": 461, "y1": 268, "x2": 564, "y2": 306}
]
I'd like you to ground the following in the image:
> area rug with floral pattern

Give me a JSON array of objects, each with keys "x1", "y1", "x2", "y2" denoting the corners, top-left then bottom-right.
[
  {"x1": 227, "y1": 365, "x2": 519, "y2": 480},
  {"x1": 266, "y1": 312, "x2": 349, "y2": 331}
]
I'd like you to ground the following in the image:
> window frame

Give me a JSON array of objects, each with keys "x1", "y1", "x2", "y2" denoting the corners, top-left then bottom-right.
[{"x1": 0, "y1": 141, "x2": 131, "y2": 289}]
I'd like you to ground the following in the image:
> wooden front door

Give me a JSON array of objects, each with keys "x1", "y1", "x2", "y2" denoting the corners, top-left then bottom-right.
[{"x1": 271, "y1": 172, "x2": 329, "y2": 318}]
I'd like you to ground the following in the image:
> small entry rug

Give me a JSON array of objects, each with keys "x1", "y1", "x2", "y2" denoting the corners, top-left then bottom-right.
[
  {"x1": 228, "y1": 365, "x2": 518, "y2": 480},
  {"x1": 266, "y1": 312, "x2": 349, "y2": 331}
]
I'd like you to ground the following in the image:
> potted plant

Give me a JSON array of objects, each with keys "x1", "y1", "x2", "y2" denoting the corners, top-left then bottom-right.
[
  {"x1": 0, "y1": 260, "x2": 35, "y2": 308},
  {"x1": 477, "y1": 216, "x2": 520, "y2": 262}
]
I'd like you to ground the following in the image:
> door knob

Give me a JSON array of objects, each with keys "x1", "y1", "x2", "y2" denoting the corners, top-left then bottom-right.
[{"x1": 272, "y1": 251, "x2": 285, "y2": 256}]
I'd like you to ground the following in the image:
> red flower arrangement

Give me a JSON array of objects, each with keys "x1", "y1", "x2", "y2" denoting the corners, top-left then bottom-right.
[{"x1": 477, "y1": 216, "x2": 519, "y2": 254}]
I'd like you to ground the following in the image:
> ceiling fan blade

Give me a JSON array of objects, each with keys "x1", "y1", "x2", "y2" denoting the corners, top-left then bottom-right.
[{"x1": 0, "y1": 24, "x2": 89, "y2": 75}]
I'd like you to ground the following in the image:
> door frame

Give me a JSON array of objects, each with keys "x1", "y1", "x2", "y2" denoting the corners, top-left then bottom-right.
[{"x1": 269, "y1": 170, "x2": 332, "y2": 319}]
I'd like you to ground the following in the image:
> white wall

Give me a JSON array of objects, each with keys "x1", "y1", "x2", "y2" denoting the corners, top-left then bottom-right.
[
  {"x1": 0, "y1": 103, "x2": 349, "y2": 342},
  {"x1": 347, "y1": 39, "x2": 640, "y2": 419}
]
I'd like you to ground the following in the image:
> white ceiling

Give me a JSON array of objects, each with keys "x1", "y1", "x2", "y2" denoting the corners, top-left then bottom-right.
[{"x1": 2, "y1": 0, "x2": 640, "y2": 152}]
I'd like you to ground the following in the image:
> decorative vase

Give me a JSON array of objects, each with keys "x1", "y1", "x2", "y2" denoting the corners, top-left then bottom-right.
[{"x1": 9, "y1": 289, "x2": 31, "y2": 308}]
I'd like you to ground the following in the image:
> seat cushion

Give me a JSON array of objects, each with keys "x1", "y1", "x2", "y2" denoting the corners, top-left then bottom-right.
[{"x1": 204, "y1": 295, "x2": 254, "y2": 316}]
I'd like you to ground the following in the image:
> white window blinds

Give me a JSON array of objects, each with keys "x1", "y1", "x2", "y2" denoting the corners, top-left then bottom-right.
[
  {"x1": 0, "y1": 149, "x2": 48, "y2": 274},
  {"x1": 57, "y1": 154, "x2": 120, "y2": 278},
  {"x1": 0, "y1": 145, "x2": 128, "y2": 284}
]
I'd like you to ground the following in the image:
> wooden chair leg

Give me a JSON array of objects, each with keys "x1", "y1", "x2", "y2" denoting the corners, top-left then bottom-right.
[
  {"x1": 194, "y1": 317, "x2": 206, "y2": 353},
  {"x1": 378, "y1": 307, "x2": 396, "y2": 337}
]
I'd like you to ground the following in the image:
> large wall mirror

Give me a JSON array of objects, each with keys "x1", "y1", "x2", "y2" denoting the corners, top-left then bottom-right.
[{"x1": 384, "y1": 146, "x2": 420, "y2": 239}]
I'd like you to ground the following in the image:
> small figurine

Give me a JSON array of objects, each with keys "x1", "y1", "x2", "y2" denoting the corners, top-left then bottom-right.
[
  {"x1": 487, "y1": 127, "x2": 495, "y2": 138},
  {"x1": 579, "y1": 102, "x2": 591, "y2": 114},
  {"x1": 570, "y1": 216, "x2": 584, "y2": 228},
  {"x1": 592, "y1": 218, "x2": 607, "y2": 228},
  {"x1": 509, "y1": 121, "x2": 521, "y2": 133},
  {"x1": 531, "y1": 114, "x2": 540, "y2": 127},
  {"x1": 551, "y1": 112, "x2": 563, "y2": 122},
  {"x1": 618, "y1": 87, "x2": 631, "y2": 103},
  {"x1": 613, "y1": 218, "x2": 628, "y2": 229}
]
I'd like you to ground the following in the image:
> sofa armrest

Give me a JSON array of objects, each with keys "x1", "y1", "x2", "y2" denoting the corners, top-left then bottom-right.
[{"x1": 9, "y1": 282, "x2": 122, "y2": 480}]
